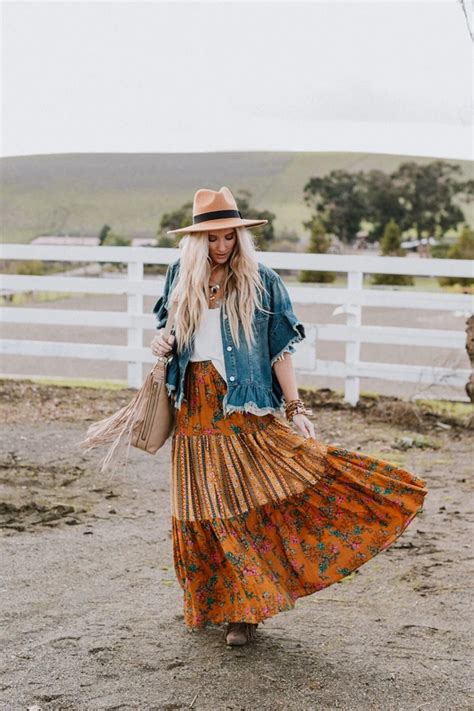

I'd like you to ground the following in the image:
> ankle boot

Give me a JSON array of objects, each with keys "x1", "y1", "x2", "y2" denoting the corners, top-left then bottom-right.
[{"x1": 224, "y1": 622, "x2": 259, "y2": 646}]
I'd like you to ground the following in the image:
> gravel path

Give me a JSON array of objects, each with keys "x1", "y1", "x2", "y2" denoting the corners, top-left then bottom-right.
[{"x1": 0, "y1": 381, "x2": 472, "y2": 710}]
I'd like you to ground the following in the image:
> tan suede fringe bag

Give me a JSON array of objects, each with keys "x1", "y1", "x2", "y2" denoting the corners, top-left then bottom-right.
[{"x1": 77, "y1": 298, "x2": 178, "y2": 475}]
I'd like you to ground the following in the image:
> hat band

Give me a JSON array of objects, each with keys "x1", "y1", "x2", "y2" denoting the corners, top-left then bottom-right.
[{"x1": 193, "y1": 209, "x2": 242, "y2": 224}]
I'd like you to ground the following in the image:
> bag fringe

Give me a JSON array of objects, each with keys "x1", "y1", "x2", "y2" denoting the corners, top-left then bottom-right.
[
  {"x1": 76, "y1": 301, "x2": 176, "y2": 476},
  {"x1": 77, "y1": 376, "x2": 152, "y2": 475}
]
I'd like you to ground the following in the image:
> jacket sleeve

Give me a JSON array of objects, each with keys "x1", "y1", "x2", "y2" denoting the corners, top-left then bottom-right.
[
  {"x1": 267, "y1": 273, "x2": 306, "y2": 366},
  {"x1": 152, "y1": 263, "x2": 176, "y2": 331}
]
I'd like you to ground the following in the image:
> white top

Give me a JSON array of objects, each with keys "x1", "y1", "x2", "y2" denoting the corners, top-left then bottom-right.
[{"x1": 189, "y1": 305, "x2": 227, "y2": 382}]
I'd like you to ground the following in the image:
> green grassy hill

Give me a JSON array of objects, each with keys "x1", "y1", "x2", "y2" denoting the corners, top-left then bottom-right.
[{"x1": 1, "y1": 151, "x2": 471, "y2": 244}]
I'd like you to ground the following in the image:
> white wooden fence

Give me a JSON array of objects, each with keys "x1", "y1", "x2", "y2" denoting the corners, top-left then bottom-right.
[{"x1": 1, "y1": 244, "x2": 473, "y2": 404}]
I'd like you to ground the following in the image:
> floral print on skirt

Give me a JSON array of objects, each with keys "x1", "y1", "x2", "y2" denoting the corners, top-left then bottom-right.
[{"x1": 170, "y1": 360, "x2": 428, "y2": 629}]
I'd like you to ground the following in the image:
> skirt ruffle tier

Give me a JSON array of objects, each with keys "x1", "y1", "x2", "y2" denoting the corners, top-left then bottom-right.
[{"x1": 170, "y1": 360, "x2": 428, "y2": 629}]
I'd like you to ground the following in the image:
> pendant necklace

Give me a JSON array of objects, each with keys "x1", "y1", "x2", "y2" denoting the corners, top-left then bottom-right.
[{"x1": 209, "y1": 263, "x2": 228, "y2": 308}]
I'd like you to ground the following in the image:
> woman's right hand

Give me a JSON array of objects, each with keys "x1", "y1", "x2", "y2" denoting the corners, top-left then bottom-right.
[{"x1": 151, "y1": 329, "x2": 175, "y2": 358}]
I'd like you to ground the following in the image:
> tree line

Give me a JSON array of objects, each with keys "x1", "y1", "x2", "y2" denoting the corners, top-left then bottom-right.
[{"x1": 98, "y1": 159, "x2": 473, "y2": 287}]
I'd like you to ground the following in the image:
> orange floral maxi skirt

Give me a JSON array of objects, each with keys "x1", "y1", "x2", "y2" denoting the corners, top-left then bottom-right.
[{"x1": 170, "y1": 360, "x2": 428, "y2": 629}]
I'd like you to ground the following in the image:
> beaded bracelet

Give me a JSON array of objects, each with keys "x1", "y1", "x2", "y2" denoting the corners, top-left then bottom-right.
[
  {"x1": 286, "y1": 406, "x2": 312, "y2": 420},
  {"x1": 286, "y1": 406, "x2": 313, "y2": 422},
  {"x1": 284, "y1": 398, "x2": 313, "y2": 422}
]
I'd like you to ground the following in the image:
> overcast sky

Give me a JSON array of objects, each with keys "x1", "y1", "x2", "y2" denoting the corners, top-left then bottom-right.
[{"x1": 1, "y1": 0, "x2": 472, "y2": 159}]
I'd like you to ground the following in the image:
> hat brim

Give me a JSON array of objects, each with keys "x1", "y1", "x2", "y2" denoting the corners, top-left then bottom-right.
[{"x1": 166, "y1": 217, "x2": 268, "y2": 235}]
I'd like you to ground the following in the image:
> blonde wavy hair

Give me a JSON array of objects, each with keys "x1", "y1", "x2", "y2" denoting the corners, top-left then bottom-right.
[{"x1": 167, "y1": 226, "x2": 271, "y2": 353}]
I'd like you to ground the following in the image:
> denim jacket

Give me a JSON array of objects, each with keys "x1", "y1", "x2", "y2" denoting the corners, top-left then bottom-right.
[{"x1": 152, "y1": 258, "x2": 306, "y2": 416}]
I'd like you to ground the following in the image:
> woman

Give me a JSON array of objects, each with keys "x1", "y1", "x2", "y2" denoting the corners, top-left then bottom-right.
[{"x1": 151, "y1": 186, "x2": 428, "y2": 647}]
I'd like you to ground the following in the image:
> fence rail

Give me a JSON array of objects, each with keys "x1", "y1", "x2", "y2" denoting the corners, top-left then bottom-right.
[{"x1": 1, "y1": 244, "x2": 473, "y2": 404}]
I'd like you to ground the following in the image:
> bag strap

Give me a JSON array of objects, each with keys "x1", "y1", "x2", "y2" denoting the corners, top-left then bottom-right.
[
  {"x1": 161, "y1": 295, "x2": 178, "y2": 341},
  {"x1": 152, "y1": 295, "x2": 178, "y2": 373}
]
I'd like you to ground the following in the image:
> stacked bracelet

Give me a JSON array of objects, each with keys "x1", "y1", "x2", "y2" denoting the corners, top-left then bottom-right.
[{"x1": 284, "y1": 398, "x2": 313, "y2": 422}]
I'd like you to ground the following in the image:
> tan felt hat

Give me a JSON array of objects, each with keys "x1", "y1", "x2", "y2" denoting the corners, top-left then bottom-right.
[{"x1": 166, "y1": 186, "x2": 268, "y2": 234}]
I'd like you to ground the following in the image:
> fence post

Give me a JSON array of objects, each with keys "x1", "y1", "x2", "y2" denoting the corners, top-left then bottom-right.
[
  {"x1": 127, "y1": 260, "x2": 144, "y2": 388},
  {"x1": 344, "y1": 270, "x2": 363, "y2": 405}
]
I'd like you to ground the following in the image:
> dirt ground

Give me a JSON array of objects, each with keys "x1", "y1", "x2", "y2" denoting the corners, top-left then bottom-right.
[{"x1": 1, "y1": 380, "x2": 473, "y2": 710}]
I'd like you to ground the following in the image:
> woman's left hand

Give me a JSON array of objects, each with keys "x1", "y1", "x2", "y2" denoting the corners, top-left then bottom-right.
[{"x1": 291, "y1": 413, "x2": 316, "y2": 439}]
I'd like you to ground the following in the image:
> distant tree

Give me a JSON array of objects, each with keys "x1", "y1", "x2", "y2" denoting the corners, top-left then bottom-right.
[
  {"x1": 430, "y1": 239, "x2": 453, "y2": 259},
  {"x1": 303, "y1": 170, "x2": 366, "y2": 244},
  {"x1": 371, "y1": 220, "x2": 414, "y2": 286},
  {"x1": 101, "y1": 232, "x2": 131, "y2": 247},
  {"x1": 98, "y1": 230, "x2": 131, "y2": 270},
  {"x1": 391, "y1": 160, "x2": 471, "y2": 237},
  {"x1": 360, "y1": 170, "x2": 405, "y2": 242},
  {"x1": 299, "y1": 216, "x2": 335, "y2": 283},
  {"x1": 381, "y1": 219, "x2": 404, "y2": 254},
  {"x1": 439, "y1": 225, "x2": 474, "y2": 288},
  {"x1": 233, "y1": 189, "x2": 275, "y2": 251},
  {"x1": 302, "y1": 161, "x2": 473, "y2": 246},
  {"x1": 156, "y1": 234, "x2": 178, "y2": 248},
  {"x1": 158, "y1": 202, "x2": 194, "y2": 242},
  {"x1": 98, "y1": 224, "x2": 112, "y2": 246},
  {"x1": 447, "y1": 224, "x2": 474, "y2": 260}
]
